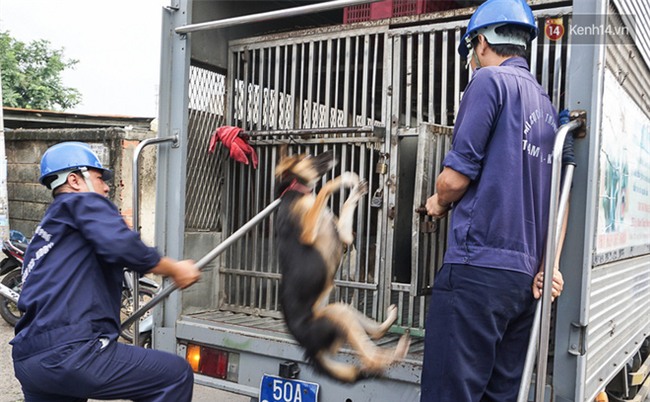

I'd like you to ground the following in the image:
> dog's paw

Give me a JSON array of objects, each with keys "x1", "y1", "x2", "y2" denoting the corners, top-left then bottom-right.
[
  {"x1": 352, "y1": 180, "x2": 369, "y2": 198},
  {"x1": 340, "y1": 172, "x2": 360, "y2": 187},
  {"x1": 394, "y1": 332, "x2": 411, "y2": 360},
  {"x1": 386, "y1": 304, "x2": 398, "y2": 322}
]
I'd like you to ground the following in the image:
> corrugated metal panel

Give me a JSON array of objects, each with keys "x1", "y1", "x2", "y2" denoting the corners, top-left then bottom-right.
[
  {"x1": 613, "y1": 0, "x2": 650, "y2": 71},
  {"x1": 585, "y1": 255, "x2": 650, "y2": 401},
  {"x1": 584, "y1": 5, "x2": 650, "y2": 400},
  {"x1": 605, "y1": 4, "x2": 650, "y2": 122}
]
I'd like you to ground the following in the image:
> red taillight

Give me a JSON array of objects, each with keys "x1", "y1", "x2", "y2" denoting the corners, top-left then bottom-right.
[
  {"x1": 200, "y1": 347, "x2": 228, "y2": 379},
  {"x1": 185, "y1": 343, "x2": 239, "y2": 382}
]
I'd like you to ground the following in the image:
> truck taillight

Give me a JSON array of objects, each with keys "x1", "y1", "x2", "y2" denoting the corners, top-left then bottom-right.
[{"x1": 185, "y1": 343, "x2": 239, "y2": 382}]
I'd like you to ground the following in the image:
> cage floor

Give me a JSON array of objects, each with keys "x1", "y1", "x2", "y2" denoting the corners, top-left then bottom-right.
[{"x1": 182, "y1": 309, "x2": 426, "y2": 362}]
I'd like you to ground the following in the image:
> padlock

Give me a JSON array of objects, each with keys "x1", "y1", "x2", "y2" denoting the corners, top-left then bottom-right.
[
  {"x1": 370, "y1": 188, "x2": 383, "y2": 208},
  {"x1": 375, "y1": 157, "x2": 388, "y2": 175}
]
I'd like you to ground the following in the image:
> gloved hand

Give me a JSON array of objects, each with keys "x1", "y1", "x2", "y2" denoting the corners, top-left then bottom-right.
[
  {"x1": 208, "y1": 126, "x2": 259, "y2": 169},
  {"x1": 559, "y1": 109, "x2": 571, "y2": 125},
  {"x1": 558, "y1": 109, "x2": 576, "y2": 166}
]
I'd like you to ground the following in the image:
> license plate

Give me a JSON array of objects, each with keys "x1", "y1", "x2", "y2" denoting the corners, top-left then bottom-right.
[{"x1": 259, "y1": 374, "x2": 319, "y2": 402}]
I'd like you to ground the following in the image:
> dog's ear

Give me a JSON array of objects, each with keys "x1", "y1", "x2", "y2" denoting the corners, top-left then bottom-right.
[
  {"x1": 275, "y1": 154, "x2": 298, "y2": 178},
  {"x1": 275, "y1": 144, "x2": 291, "y2": 178}
]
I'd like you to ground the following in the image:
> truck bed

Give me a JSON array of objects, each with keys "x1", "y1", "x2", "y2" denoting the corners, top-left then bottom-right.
[{"x1": 176, "y1": 309, "x2": 424, "y2": 384}]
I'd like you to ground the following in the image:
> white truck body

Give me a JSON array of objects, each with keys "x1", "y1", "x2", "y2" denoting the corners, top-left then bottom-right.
[{"x1": 151, "y1": 1, "x2": 650, "y2": 400}]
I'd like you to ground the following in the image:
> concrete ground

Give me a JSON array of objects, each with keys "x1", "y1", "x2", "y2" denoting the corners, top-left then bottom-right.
[{"x1": 0, "y1": 318, "x2": 249, "y2": 402}]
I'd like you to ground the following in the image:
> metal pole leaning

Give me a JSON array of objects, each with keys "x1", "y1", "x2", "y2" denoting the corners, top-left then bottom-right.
[
  {"x1": 531, "y1": 118, "x2": 582, "y2": 402},
  {"x1": 121, "y1": 198, "x2": 282, "y2": 330},
  {"x1": 518, "y1": 110, "x2": 586, "y2": 402},
  {"x1": 517, "y1": 163, "x2": 575, "y2": 402}
]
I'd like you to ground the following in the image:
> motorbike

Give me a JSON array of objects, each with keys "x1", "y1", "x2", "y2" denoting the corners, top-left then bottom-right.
[
  {"x1": 0, "y1": 230, "x2": 159, "y2": 347},
  {"x1": 0, "y1": 231, "x2": 27, "y2": 326},
  {"x1": 120, "y1": 270, "x2": 160, "y2": 347}
]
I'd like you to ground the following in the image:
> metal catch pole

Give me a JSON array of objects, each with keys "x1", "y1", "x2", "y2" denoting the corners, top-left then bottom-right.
[
  {"x1": 517, "y1": 163, "x2": 575, "y2": 402},
  {"x1": 516, "y1": 114, "x2": 585, "y2": 402},
  {"x1": 121, "y1": 198, "x2": 282, "y2": 330}
]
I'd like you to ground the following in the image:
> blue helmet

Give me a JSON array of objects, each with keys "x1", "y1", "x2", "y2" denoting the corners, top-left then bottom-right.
[
  {"x1": 39, "y1": 142, "x2": 113, "y2": 190},
  {"x1": 458, "y1": 0, "x2": 538, "y2": 58}
]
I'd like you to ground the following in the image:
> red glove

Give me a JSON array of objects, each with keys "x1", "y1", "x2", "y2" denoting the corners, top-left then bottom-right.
[{"x1": 208, "y1": 126, "x2": 258, "y2": 169}]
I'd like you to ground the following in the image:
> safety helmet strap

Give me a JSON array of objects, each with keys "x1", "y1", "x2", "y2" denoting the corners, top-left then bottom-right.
[
  {"x1": 46, "y1": 167, "x2": 96, "y2": 192},
  {"x1": 79, "y1": 167, "x2": 96, "y2": 193}
]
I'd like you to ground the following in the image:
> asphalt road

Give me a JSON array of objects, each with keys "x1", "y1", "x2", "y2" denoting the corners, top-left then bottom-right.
[{"x1": 0, "y1": 318, "x2": 250, "y2": 402}]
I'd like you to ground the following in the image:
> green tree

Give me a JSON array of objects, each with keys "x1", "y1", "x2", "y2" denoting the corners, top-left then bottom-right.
[{"x1": 0, "y1": 31, "x2": 81, "y2": 110}]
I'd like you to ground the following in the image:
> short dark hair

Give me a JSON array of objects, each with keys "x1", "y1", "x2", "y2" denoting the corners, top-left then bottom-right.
[{"x1": 471, "y1": 24, "x2": 531, "y2": 58}]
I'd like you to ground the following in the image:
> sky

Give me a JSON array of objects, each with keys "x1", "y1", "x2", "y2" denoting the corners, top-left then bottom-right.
[{"x1": 0, "y1": 0, "x2": 170, "y2": 118}]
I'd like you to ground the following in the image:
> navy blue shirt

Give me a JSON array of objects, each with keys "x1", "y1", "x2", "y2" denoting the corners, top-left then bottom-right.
[
  {"x1": 443, "y1": 57, "x2": 558, "y2": 277},
  {"x1": 11, "y1": 192, "x2": 161, "y2": 358}
]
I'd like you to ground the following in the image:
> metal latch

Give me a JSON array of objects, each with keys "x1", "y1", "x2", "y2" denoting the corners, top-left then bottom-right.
[
  {"x1": 570, "y1": 109, "x2": 587, "y2": 138},
  {"x1": 415, "y1": 205, "x2": 438, "y2": 232},
  {"x1": 568, "y1": 322, "x2": 587, "y2": 356},
  {"x1": 420, "y1": 221, "x2": 438, "y2": 233}
]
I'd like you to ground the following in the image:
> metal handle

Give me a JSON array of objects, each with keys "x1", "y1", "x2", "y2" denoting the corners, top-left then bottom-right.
[
  {"x1": 120, "y1": 198, "x2": 282, "y2": 330},
  {"x1": 130, "y1": 135, "x2": 177, "y2": 345}
]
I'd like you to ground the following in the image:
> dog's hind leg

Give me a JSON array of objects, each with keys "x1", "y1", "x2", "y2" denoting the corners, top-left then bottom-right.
[
  {"x1": 300, "y1": 173, "x2": 360, "y2": 245},
  {"x1": 351, "y1": 304, "x2": 398, "y2": 340},
  {"x1": 321, "y1": 302, "x2": 397, "y2": 339},
  {"x1": 317, "y1": 303, "x2": 410, "y2": 374},
  {"x1": 337, "y1": 180, "x2": 368, "y2": 245}
]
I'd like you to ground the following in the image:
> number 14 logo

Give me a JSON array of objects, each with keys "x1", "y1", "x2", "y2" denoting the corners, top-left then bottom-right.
[{"x1": 545, "y1": 17, "x2": 565, "y2": 41}]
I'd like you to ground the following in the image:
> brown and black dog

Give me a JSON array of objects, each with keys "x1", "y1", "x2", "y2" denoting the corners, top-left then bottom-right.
[{"x1": 274, "y1": 149, "x2": 410, "y2": 383}]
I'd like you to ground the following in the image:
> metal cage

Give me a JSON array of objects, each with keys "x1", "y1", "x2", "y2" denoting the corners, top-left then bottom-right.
[{"x1": 183, "y1": 7, "x2": 570, "y2": 336}]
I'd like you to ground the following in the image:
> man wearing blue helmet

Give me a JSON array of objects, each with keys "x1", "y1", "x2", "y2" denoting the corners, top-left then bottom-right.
[
  {"x1": 422, "y1": 0, "x2": 564, "y2": 400},
  {"x1": 11, "y1": 142, "x2": 201, "y2": 402}
]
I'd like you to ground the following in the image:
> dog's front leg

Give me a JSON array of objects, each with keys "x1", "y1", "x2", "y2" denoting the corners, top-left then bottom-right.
[
  {"x1": 300, "y1": 173, "x2": 360, "y2": 245},
  {"x1": 337, "y1": 179, "x2": 368, "y2": 245}
]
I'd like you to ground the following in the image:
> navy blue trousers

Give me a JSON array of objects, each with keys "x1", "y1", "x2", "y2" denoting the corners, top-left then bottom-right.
[
  {"x1": 13, "y1": 338, "x2": 194, "y2": 402},
  {"x1": 420, "y1": 264, "x2": 536, "y2": 402}
]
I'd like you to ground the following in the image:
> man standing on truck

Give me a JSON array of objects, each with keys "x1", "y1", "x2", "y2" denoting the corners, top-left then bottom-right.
[
  {"x1": 10, "y1": 141, "x2": 201, "y2": 402},
  {"x1": 421, "y1": 0, "x2": 564, "y2": 401}
]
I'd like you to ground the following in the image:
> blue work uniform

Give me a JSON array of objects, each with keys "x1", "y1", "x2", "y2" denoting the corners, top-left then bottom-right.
[
  {"x1": 421, "y1": 57, "x2": 558, "y2": 402},
  {"x1": 11, "y1": 192, "x2": 193, "y2": 402}
]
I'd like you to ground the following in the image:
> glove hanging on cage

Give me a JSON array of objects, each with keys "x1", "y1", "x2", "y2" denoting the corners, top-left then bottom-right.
[{"x1": 208, "y1": 126, "x2": 258, "y2": 169}]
